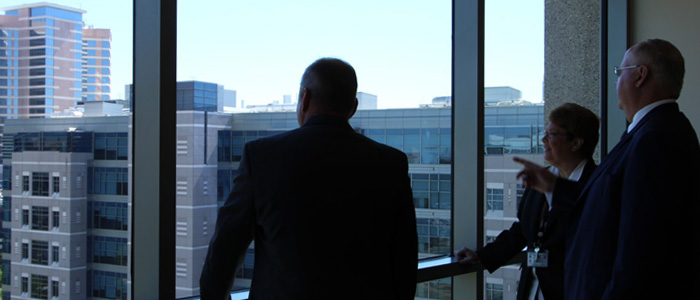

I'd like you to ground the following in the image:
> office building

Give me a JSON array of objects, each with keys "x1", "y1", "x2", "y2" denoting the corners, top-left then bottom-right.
[
  {"x1": 126, "y1": 81, "x2": 222, "y2": 113},
  {"x1": 356, "y1": 92, "x2": 378, "y2": 110},
  {"x1": 1, "y1": 104, "x2": 129, "y2": 299},
  {"x1": 0, "y1": 97, "x2": 543, "y2": 299},
  {"x1": 217, "y1": 85, "x2": 237, "y2": 111},
  {"x1": 0, "y1": 3, "x2": 113, "y2": 120},
  {"x1": 176, "y1": 81, "x2": 218, "y2": 112},
  {"x1": 81, "y1": 28, "x2": 111, "y2": 102}
]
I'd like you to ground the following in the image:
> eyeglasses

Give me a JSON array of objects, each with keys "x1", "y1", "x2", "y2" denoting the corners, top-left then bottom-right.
[
  {"x1": 613, "y1": 65, "x2": 641, "y2": 76},
  {"x1": 543, "y1": 131, "x2": 570, "y2": 140}
]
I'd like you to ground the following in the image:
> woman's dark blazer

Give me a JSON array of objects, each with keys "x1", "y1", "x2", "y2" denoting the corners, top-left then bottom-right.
[{"x1": 476, "y1": 160, "x2": 596, "y2": 300}]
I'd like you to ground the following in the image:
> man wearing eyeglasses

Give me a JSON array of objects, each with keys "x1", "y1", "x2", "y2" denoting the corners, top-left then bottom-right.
[{"x1": 562, "y1": 39, "x2": 700, "y2": 299}]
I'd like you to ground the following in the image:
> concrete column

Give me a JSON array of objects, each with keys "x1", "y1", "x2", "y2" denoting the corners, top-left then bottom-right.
[{"x1": 544, "y1": 0, "x2": 601, "y2": 120}]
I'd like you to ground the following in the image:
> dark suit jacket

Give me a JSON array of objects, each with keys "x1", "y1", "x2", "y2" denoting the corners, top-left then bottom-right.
[
  {"x1": 200, "y1": 114, "x2": 418, "y2": 300},
  {"x1": 477, "y1": 161, "x2": 596, "y2": 300},
  {"x1": 564, "y1": 102, "x2": 700, "y2": 299}
]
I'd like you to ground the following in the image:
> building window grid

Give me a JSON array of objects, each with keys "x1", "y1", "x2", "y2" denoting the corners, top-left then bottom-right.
[
  {"x1": 91, "y1": 236, "x2": 128, "y2": 266},
  {"x1": 22, "y1": 208, "x2": 29, "y2": 226},
  {"x1": 52, "y1": 175, "x2": 60, "y2": 194},
  {"x1": 52, "y1": 245, "x2": 59, "y2": 264},
  {"x1": 21, "y1": 276, "x2": 28, "y2": 294},
  {"x1": 91, "y1": 201, "x2": 128, "y2": 230},
  {"x1": 32, "y1": 172, "x2": 49, "y2": 196},
  {"x1": 31, "y1": 274, "x2": 49, "y2": 300},
  {"x1": 411, "y1": 173, "x2": 452, "y2": 210},
  {"x1": 90, "y1": 270, "x2": 127, "y2": 300},
  {"x1": 1, "y1": 229, "x2": 10, "y2": 254},
  {"x1": 416, "y1": 218, "x2": 451, "y2": 255},
  {"x1": 1, "y1": 260, "x2": 10, "y2": 285},
  {"x1": 52, "y1": 211, "x2": 60, "y2": 229},
  {"x1": 1, "y1": 197, "x2": 11, "y2": 222},
  {"x1": 94, "y1": 132, "x2": 128, "y2": 160},
  {"x1": 52, "y1": 280, "x2": 59, "y2": 297},
  {"x1": 90, "y1": 167, "x2": 128, "y2": 195},
  {"x1": 486, "y1": 283, "x2": 504, "y2": 300},
  {"x1": 22, "y1": 242, "x2": 29, "y2": 260},
  {"x1": 516, "y1": 183, "x2": 526, "y2": 209},
  {"x1": 32, "y1": 206, "x2": 49, "y2": 231},
  {"x1": 22, "y1": 175, "x2": 29, "y2": 192},
  {"x1": 486, "y1": 188, "x2": 505, "y2": 213},
  {"x1": 363, "y1": 128, "x2": 452, "y2": 164},
  {"x1": 31, "y1": 240, "x2": 49, "y2": 265}
]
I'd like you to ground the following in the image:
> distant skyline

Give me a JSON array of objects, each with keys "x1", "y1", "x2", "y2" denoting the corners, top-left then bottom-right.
[{"x1": 2, "y1": 0, "x2": 544, "y2": 108}]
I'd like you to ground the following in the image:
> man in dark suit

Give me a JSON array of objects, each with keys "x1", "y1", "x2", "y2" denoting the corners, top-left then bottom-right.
[
  {"x1": 199, "y1": 58, "x2": 418, "y2": 300},
  {"x1": 562, "y1": 39, "x2": 700, "y2": 299}
]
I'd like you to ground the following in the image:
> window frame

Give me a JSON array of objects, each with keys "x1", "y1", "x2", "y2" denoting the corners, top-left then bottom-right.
[{"x1": 131, "y1": 0, "x2": 484, "y2": 299}]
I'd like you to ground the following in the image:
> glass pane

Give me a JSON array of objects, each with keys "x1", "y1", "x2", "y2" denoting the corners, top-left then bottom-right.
[
  {"x1": 179, "y1": 1, "x2": 451, "y2": 299},
  {"x1": 480, "y1": 1, "x2": 545, "y2": 299},
  {"x1": 0, "y1": 1, "x2": 132, "y2": 299}
]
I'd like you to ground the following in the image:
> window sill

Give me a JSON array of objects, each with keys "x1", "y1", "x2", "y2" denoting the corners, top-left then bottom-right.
[{"x1": 180, "y1": 252, "x2": 524, "y2": 300}]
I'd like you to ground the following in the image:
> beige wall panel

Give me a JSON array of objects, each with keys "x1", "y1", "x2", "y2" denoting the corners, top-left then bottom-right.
[{"x1": 630, "y1": 0, "x2": 700, "y2": 138}]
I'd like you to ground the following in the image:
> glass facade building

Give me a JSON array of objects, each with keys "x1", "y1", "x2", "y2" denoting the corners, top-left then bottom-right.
[
  {"x1": 0, "y1": 100, "x2": 543, "y2": 299},
  {"x1": 177, "y1": 81, "x2": 218, "y2": 112},
  {"x1": 0, "y1": 115, "x2": 129, "y2": 299}
]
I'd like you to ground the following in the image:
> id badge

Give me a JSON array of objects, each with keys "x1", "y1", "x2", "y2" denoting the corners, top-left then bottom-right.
[{"x1": 527, "y1": 248, "x2": 549, "y2": 268}]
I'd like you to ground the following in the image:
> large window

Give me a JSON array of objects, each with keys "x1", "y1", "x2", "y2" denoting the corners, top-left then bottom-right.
[
  {"x1": 486, "y1": 188, "x2": 504, "y2": 215},
  {"x1": 31, "y1": 240, "x2": 49, "y2": 265},
  {"x1": 31, "y1": 172, "x2": 49, "y2": 196},
  {"x1": 482, "y1": 0, "x2": 545, "y2": 298},
  {"x1": 90, "y1": 270, "x2": 127, "y2": 300},
  {"x1": 89, "y1": 167, "x2": 128, "y2": 195},
  {"x1": 486, "y1": 282, "x2": 504, "y2": 300},
  {"x1": 94, "y1": 133, "x2": 128, "y2": 160},
  {"x1": 31, "y1": 275, "x2": 48, "y2": 300},
  {"x1": 178, "y1": 1, "x2": 452, "y2": 298},
  {"x1": 32, "y1": 206, "x2": 49, "y2": 231},
  {"x1": 91, "y1": 236, "x2": 128, "y2": 266},
  {"x1": 91, "y1": 202, "x2": 128, "y2": 230}
]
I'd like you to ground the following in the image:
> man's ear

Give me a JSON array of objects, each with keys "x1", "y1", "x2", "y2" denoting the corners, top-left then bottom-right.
[
  {"x1": 347, "y1": 98, "x2": 358, "y2": 119},
  {"x1": 635, "y1": 64, "x2": 649, "y2": 88},
  {"x1": 301, "y1": 88, "x2": 311, "y2": 112}
]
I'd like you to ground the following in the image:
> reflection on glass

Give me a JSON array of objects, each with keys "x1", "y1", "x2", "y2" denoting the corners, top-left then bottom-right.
[{"x1": 1, "y1": 1, "x2": 132, "y2": 299}]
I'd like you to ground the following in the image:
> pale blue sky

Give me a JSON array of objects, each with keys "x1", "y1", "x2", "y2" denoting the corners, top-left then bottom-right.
[{"x1": 3, "y1": 0, "x2": 543, "y2": 108}]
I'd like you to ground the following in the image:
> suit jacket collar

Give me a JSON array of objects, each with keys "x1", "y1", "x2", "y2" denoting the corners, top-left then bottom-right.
[
  {"x1": 547, "y1": 160, "x2": 596, "y2": 225},
  {"x1": 301, "y1": 114, "x2": 353, "y2": 130},
  {"x1": 576, "y1": 102, "x2": 680, "y2": 203}
]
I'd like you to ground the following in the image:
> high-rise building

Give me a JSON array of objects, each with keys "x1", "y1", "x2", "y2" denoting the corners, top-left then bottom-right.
[
  {"x1": 0, "y1": 3, "x2": 112, "y2": 121},
  {"x1": 1, "y1": 106, "x2": 129, "y2": 300},
  {"x1": 0, "y1": 3, "x2": 85, "y2": 120},
  {"x1": 81, "y1": 28, "x2": 111, "y2": 102},
  {"x1": 356, "y1": 92, "x2": 378, "y2": 110}
]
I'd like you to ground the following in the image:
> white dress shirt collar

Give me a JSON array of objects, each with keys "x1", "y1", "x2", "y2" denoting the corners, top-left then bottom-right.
[
  {"x1": 627, "y1": 99, "x2": 676, "y2": 133},
  {"x1": 544, "y1": 159, "x2": 587, "y2": 208}
]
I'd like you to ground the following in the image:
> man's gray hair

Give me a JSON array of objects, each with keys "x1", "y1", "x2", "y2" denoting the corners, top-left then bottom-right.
[
  {"x1": 300, "y1": 58, "x2": 358, "y2": 113},
  {"x1": 632, "y1": 39, "x2": 685, "y2": 99}
]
